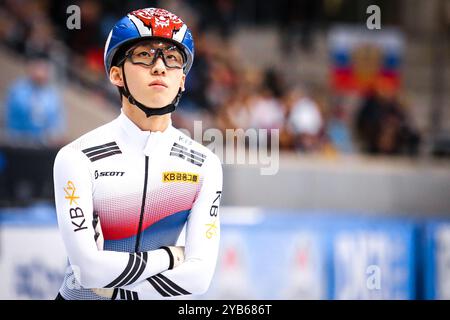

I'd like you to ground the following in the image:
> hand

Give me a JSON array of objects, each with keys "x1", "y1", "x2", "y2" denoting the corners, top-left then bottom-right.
[
  {"x1": 170, "y1": 246, "x2": 185, "y2": 268},
  {"x1": 92, "y1": 288, "x2": 114, "y2": 298},
  {"x1": 161, "y1": 246, "x2": 185, "y2": 269}
]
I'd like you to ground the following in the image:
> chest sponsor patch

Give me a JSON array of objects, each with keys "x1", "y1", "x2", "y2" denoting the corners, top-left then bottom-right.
[
  {"x1": 162, "y1": 171, "x2": 199, "y2": 183},
  {"x1": 169, "y1": 142, "x2": 206, "y2": 167}
]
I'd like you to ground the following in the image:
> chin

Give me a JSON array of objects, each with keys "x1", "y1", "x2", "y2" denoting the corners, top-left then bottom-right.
[{"x1": 141, "y1": 99, "x2": 171, "y2": 108}]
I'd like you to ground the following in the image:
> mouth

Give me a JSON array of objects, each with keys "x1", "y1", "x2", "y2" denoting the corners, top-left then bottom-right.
[{"x1": 148, "y1": 80, "x2": 168, "y2": 88}]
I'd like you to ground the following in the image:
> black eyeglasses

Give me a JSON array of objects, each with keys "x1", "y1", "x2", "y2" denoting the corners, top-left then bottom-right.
[{"x1": 120, "y1": 44, "x2": 186, "y2": 69}]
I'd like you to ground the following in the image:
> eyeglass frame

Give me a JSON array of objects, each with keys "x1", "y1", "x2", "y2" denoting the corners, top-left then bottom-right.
[{"x1": 117, "y1": 42, "x2": 187, "y2": 70}]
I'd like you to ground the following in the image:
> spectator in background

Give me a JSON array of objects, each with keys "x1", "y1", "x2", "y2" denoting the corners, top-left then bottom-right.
[
  {"x1": 215, "y1": 68, "x2": 261, "y2": 132},
  {"x1": 286, "y1": 87, "x2": 324, "y2": 153},
  {"x1": 355, "y1": 81, "x2": 421, "y2": 156},
  {"x1": 248, "y1": 85, "x2": 285, "y2": 152},
  {"x1": 249, "y1": 88, "x2": 285, "y2": 131},
  {"x1": 326, "y1": 96, "x2": 354, "y2": 154},
  {"x1": 4, "y1": 52, "x2": 66, "y2": 148}
]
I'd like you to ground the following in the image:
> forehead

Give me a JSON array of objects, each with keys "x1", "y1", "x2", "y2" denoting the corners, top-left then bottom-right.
[{"x1": 132, "y1": 39, "x2": 179, "y2": 49}]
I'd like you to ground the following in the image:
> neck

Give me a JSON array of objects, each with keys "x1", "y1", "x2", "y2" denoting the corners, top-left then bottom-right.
[{"x1": 122, "y1": 98, "x2": 171, "y2": 132}]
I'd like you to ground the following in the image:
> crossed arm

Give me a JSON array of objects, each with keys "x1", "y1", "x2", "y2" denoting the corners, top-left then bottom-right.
[{"x1": 53, "y1": 147, "x2": 223, "y2": 299}]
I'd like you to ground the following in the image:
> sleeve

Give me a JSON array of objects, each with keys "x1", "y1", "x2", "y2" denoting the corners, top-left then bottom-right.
[
  {"x1": 121, "y1": 154, "x2": 223, "y2": 299},
  {"x1": 54, "y1": 146, "x2": 171, "y2": 289}
]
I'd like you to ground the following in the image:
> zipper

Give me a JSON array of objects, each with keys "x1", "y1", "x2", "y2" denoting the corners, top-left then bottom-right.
[{"x1": 135, "y1": 155, "x2": 149, "y2": 252}]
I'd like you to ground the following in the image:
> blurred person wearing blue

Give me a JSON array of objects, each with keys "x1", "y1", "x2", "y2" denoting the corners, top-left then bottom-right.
[
  {"x1": 326, "y1": 99, "x2": 354, "y2": 154},
  {"x1": 4, "y1": 51, "x2": 66, "y2": 147}
]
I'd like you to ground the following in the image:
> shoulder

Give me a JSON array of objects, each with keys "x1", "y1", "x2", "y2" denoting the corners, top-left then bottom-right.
[
  {"x1": 8, "y1": 78, "x2": 29, "y2": 94},
  {"x1": 55, "y1": 120, "x2": 118, "y2": 163},
  {"x1": 64, "y1": 120, "x2": 118, "y2": 152}
]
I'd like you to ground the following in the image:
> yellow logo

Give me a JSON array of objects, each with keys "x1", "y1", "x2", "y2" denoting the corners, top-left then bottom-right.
[
  {"x1": 64, "y1": 181, "x2": 79, "y2": 205},
  {"x1": 205, "y1": 219, "x2": 218, "y2": 239},
  {"x1": 162, "y1": 172, "x2": 199, "y2": 183}
]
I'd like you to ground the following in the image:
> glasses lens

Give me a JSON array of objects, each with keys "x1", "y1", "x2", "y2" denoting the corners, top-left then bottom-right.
[
  {"x1": 162, "y1": 46, "x2": 184, "y2": 68},
  {"x1": 130, "y1": 48, "x2": 154, "y2": 65},
  {"x1": 129, "y1": 44, "x2": 185, "y2": 69}
]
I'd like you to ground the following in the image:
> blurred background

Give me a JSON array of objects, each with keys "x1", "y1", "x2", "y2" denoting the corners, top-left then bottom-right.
[{"x1": 0, "y1": 0, "x2": 449, "y2": 299}]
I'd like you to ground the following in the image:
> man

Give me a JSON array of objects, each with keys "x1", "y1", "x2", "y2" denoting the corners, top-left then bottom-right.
[
  {"x1": 53, "y1": 8, "x2": 223, "y2": 300},
  {"x1": 5, "y1": 51, "x2": 65, "y2": 147}
]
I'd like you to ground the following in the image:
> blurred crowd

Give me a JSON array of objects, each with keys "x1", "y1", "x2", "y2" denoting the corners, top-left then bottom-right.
[{"x1": 0, "y1": 0, "x2": 422, "y2": 157}]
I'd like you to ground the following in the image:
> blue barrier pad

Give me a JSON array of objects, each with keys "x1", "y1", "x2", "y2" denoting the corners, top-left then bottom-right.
[
  {"x1": 1, "y1": 205, "x2": 449, "y2": 299},
  {"x1": 422, "y1": 219, "x2": 450, "y2": 300},
  {"x1": 0, "y1": 202, "x2": 58, "y2": 226}
]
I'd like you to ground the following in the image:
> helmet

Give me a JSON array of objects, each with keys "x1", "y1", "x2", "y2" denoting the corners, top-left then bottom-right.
[{"x1": 104, "y1": 8, "x2": 194, "y2": 76}]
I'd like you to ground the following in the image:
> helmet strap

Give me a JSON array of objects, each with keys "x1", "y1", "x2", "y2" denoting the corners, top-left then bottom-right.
[{"x1": 119, "y1": 63, "x2": 182, "y2": 117}]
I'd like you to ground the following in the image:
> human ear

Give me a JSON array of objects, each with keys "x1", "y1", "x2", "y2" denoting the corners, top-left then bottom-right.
[
  {"x1": 109, "y1": 66, "x2": 124, "y2": 87},
  {"x1": 180, "y1": 74, "x2": 186, "y2": 92}
]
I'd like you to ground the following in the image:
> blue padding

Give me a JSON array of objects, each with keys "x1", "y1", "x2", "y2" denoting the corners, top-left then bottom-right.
[
  {"x1": 218, "y1": 209, "x2": 422, "y2": 299},
  {"x1": 103, "y1": 209, "x2": 190, "y2": 252},
  {"x1": 0, "y1": 203, "x2": 57, "y2": 226},
  {"x1": 2, "y1": 205, "x2": 450, "y2": 299}
]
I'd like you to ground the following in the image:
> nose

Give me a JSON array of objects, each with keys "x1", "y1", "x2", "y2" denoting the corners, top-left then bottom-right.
[{"x1": 151, "y1": 56, "x2": 166, "y2": 75}]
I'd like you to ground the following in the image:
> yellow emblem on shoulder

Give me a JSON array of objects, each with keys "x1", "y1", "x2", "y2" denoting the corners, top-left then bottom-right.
[{"x1": 63, "y1": 181, "x2": 79, "y2": 205}]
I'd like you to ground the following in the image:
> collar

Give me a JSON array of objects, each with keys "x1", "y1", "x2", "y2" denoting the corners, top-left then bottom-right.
[{"x1": 117, "y1": 109, "x2": 174, "y2": 153}]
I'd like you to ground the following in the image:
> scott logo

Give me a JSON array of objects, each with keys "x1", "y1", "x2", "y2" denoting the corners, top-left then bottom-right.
[{"x1": 94, "y1": 170, "x2": 125, "y2": 179}]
